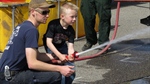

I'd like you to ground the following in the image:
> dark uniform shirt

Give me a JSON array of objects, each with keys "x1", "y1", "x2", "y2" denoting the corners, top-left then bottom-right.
[{"x1": 0, "y1": 21, "x2": 39, "y2": 72}]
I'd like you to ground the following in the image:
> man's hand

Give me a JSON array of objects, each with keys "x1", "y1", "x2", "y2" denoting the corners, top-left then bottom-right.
[{"x1": 59, "y1": 65, "x2": 75, "y2": 77}]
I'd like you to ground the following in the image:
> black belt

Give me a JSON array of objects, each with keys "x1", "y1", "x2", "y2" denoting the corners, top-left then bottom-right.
[
  {"x1": 10, "y1": 70, "x2": 20, "y2": 76},
  {"x1": 0, "y1": 70, "x2": 20, "y2": 77}
]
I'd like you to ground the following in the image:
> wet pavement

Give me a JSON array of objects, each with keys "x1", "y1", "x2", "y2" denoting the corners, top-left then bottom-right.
[
  {"x1": 122, "y1": 76, "x2": 150, "y2": 84},
  {"x1": 1, "y1": 1, "x2": 150, "y2": 84},
  {"x1": 83, "y1": 38, "x2": 150, "y2": 84},
  {"x1": 70, "y1": 38, "x2": 150, "y2": 84},
  {"x1": 73, "y1": 2, "x2": 150, "y2": 84}
]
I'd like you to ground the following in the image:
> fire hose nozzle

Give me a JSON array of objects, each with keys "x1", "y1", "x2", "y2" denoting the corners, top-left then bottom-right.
[
  {"x1": 51, "y1": 51, "x2": 79, "y2": 64},
  {"x1": 74, "y1": 51, "x2": 79, "y2": 58}
]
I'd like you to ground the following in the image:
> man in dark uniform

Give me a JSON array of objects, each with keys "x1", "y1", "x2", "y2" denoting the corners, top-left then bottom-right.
[
  {"x1": 0, "y1": 0, "x2": 75, "y2": 84},
  {"x1": 80, "y1": 0, "x2": 112, "y2": 51}
]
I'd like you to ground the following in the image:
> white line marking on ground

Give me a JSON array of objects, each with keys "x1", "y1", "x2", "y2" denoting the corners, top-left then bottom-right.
[
  {"x1": 74, "y1": 77, "x2": 83, "y2": 81},
  {"x1": 120, "y1": 57, "x2": 141, "y2": 63}
]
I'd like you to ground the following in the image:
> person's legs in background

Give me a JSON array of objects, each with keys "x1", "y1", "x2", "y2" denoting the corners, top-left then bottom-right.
[
  {"x1": 80, "y1": 0, "x2": 97, "y2": 51},
  {"x1": 97, "y1": 0, "x2": 111, "y2": 46}
]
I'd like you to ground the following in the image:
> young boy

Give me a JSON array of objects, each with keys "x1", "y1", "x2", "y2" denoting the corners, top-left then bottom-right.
[{"x1": 43, "y1": 2, "x2": 79, "y2": 84}]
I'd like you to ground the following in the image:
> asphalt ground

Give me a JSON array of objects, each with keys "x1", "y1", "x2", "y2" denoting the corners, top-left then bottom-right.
[
  {"x1": 1, "y1": 2, "x2": 150, "y2": 84},
  {"x1": 71, "y1": 2, "x2": 150, "y2": 84}
]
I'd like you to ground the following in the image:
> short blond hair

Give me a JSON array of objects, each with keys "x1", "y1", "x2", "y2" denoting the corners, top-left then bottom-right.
[{"x1": 60, "y1": 2, "x2": 79, "y2": 14}]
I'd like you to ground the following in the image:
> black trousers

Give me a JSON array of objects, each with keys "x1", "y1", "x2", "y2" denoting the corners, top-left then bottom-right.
[
  {"x1": 80, "y1": 0, "x2": 111, "y2": 45},
  {"x1": 0, "y1": 72, "x2": 9, "y2": 84},
  {"x1": 0, "y1": 70, "x2": 61, "y2": 84}
]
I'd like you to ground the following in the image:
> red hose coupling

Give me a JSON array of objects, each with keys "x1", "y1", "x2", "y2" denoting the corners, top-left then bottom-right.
[
  {"x1": 65, "y1": 51, "x2": 79, "y2": 59},
  {"x1": 73, "y1": 51, "x2": 79, "y2": 58}
]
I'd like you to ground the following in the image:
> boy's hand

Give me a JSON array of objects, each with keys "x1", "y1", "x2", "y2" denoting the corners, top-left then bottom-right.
[
  {"x1": 58, "y1": 54, "x2": 67, "y2": 62},
  {"x1": 66, "y1": 51, "x2": 79, "y2": 62},
  {"x1": 66, "y1": 54, "x2": 75, "y2": 62}
]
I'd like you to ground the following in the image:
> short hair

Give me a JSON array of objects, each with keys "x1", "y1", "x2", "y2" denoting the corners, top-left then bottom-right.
[{"x1": 60, "y1": 2, "x2": 79, "y2": 14}]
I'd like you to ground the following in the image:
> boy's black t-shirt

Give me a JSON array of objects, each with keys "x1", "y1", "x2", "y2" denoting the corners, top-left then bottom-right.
[{"x1": 44, "y1": 19, "x2": 75, "y2": 48}]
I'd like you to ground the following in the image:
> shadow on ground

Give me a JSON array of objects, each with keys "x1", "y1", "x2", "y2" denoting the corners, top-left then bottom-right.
[{"x1": 85, "y1": 38, "x2": 150, "y2": 84}]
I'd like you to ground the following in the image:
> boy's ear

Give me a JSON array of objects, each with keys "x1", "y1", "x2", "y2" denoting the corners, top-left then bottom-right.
[{"x1": 60, "y1": 13, "x2": 65, "y2": 19}]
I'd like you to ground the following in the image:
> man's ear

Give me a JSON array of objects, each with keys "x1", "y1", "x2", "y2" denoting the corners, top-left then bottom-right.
[{"x1": 30, "y1": 8, "x2": 36, "y2": 16}]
